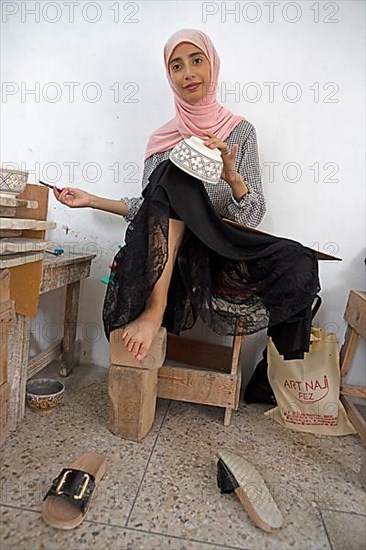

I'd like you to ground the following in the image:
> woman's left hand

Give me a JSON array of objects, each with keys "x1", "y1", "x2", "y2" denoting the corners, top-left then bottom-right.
[{"x1": 204, "y1": 132, "x2": 240, "y2": 186}]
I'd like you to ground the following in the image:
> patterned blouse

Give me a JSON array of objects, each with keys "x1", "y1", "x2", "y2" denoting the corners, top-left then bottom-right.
[{"x1": 121, "y1": 120, "x2": 266, "y2": 228}]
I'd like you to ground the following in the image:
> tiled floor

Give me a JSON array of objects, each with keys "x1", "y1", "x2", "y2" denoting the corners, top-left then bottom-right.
[{"x1": 1, "y1": 362, "x2": 365, "y2": 550}]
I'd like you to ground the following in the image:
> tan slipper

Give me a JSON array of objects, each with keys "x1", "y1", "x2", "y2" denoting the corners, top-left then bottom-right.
[
  {"x1": 216, "y1": 449, "x2": 283, "y2": 532},
  {"x1": 42, "y1": 451, "x2": 107, "y2": 529}
]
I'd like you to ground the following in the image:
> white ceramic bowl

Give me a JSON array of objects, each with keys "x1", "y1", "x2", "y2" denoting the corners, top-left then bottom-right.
[
  {"x1": 169, "y1": 136, "x2": 223, "y2": 184},
  {"x1": 0, "y1": 167, "x2": 28, "y2": 197}
]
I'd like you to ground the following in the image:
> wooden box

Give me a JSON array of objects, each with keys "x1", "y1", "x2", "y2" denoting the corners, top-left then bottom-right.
[
  {"x1": 108, "y1": 364, "x2": 158, "y2": 441},
  {"x1": 109, "y1": 327, "x2": 167, "y2": 369}
]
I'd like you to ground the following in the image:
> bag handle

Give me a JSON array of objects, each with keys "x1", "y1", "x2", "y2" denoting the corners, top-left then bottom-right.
[
  {"x1": 310, "y1": 295, "x2": 323, "y2": 343},
  {"x1": 311, "y1": 295, "x2": 322, "y2": 320}
]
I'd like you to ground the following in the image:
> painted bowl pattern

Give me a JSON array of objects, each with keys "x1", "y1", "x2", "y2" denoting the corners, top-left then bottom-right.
[
  {"x1": 169, "y1": 136, "x2": 223, "y2": 184},
  {"x1": 26, "y1": 378, "x2": 65, "y2": 411},
  {"x1": 0, "y1": 167, "x2": 29, "y2": 196}
]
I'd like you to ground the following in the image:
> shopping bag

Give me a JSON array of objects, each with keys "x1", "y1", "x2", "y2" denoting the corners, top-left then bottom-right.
[
  {"x1": 245, "y1": 296, "x2": 323, "y2": 405},
  {"x1": 264, "y1": 327, "x2": 356, "y2": 436}
]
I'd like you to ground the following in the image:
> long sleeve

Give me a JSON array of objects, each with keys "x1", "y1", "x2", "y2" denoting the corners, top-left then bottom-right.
[
  {"x1": 205, "y1": 124, "x2": 266, "y2": 228},
  {"x1": 120, "y1": 195, "x2": 144, "y2": 223},
  {"x1": 227, "y1": 126, "x2": 266, "y2": 227},
  {"x1": 121, "y1": 150, "x2": 170, "y2": 223}
]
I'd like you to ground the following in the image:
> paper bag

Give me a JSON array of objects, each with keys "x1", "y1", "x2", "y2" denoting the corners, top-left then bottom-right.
[{"x1": 264, "y1": 327, "x2": 356, "y2": 436}]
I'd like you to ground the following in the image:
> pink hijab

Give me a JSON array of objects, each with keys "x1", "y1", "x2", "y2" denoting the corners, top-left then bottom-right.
[{"x1": 144, "y1": 29, "x2": 245, "y2": 160}]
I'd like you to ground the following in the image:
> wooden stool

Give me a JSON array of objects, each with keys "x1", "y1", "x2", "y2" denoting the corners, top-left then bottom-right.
[
  {"x1": 158, "y1": 333, "x2": 243, "y2": 426},
  {"x1": 108, "y1": 327, "x2": 243, "y2": 441},
  {"x1": 340, "y1": 290, "x2": 366, "y2": 444},
  {"x1": 108, "y1": 327, "x2": 167, "y2": 441}
]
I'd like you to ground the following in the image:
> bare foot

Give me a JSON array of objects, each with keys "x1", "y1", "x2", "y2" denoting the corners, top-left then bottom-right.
[{"x1": 121, "y1": 311, "x2": 163, "y2": 362}]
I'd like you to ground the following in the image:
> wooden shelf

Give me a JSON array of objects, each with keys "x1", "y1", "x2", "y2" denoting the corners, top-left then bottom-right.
[
  {"x1": 0, "y1": 251, "x2": 44, "y2": 269},
  {"x1": 0, "y1": 218, "x2": 56, "y2": 231},
  {"x1": 0, "y1": 195, "x2": 38, "y2": 208},
  {"x1": 0, "y1": 238, "x2": 50, "y2": 255},
  {"x1": 0, "y1": 195, "x2": 39, "y2": 218}
]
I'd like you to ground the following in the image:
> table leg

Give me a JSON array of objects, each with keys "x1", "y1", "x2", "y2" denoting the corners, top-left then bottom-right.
[
  {"x1": 60, "y1": 281, "x2": 80, "y2": 377},
  {"x1": 360, "y1": 457, "x2": 366, "y2": 491},
  {"x1": 8, "y1": 314, "x2": 31, "y2": 431},
  {"x1": 224, "y1": 408, "x2": 233, "y2": 426}
]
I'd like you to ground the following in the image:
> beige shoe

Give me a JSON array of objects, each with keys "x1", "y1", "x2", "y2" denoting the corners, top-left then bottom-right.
[{"x1": 216, "y1": 449, "x2": 283, "y2": 532}]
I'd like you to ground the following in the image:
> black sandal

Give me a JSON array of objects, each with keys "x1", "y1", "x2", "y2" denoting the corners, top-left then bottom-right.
[{"x1": 42, "y1": 452, "x2": 106, "y2": 529}]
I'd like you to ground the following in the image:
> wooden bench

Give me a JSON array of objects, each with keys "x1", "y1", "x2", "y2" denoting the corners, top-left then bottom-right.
[
  {"x1": 158, "y1": 332, "x2": 243, "y2": 427},
  {"x1": 108, "y1": 327, "x2": 243, "y2": 441}
]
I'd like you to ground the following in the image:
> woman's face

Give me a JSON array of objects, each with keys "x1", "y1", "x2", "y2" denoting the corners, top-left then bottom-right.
[{"x1": 168, "y1": 42, "x2": 211, "y2": 104}]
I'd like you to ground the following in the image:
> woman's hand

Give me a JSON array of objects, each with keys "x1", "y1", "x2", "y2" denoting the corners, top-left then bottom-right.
[
  {"x1": 53, "y1": 186, "x2": 93, "y2": 208},
  {"x1": 204, "y1": 132, "x2": 240, "y2": 185},
  {"x1": 53, "y1": 187, "x2": 129, "y2": 216},
  {"x1": 204, "y1": 133, "x2": 248, "y2": 200}
]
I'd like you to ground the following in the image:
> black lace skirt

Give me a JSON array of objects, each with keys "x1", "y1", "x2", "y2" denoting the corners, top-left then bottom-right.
[{"x1": 103, "y1": 159, "x2": 321, "y2": 359}]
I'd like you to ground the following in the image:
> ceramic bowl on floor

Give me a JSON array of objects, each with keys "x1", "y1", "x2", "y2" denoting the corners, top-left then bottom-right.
[
  {"x1": 0, "y1": 167, "x2": 28, "y2": 197},
  {"x1": 26, "y1": 378, "x2": 65, "y2": 411},
  {"x1": 169, "y1": 136, "x2": 223, "y2": 184}
]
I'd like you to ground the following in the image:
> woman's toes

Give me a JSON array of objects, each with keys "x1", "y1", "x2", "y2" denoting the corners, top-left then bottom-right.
[
  {"x1": 127, "y1": 339, "x2": 137, "y2": 352},
  {"x1": 131, "y1": 341, "x2": 141, "y2": 357},
  {"x1": 136, "y1": 345, "x2": 149, "y2": 361},
  {"x1": 124, "y1": 329, "x2": 137, "y2": 348},
  {"x1": 123, "y1": 334, "x2": 131, "y2": 348},
  {"x1": 122, "y1": 322, "x2": 138, "y2": 343},
  {"x1": 122, "y1": 330, "x2": 131, "y2": 345},
  {"x1": 120, "y1": 316, "x2": 161, "y2": 361}
]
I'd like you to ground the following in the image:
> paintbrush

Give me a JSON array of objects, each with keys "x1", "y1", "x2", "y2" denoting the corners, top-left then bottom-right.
[
  {"x1": 39, "y1": 180, "x2": 75, "y2": 196},
  {"x1": 39, "y1": 180, "x2": 63, "y2": 193}
]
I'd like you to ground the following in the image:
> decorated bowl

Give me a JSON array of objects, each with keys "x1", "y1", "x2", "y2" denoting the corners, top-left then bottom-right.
[
  {"x1": 169, "y1": 136, "x2": 223, "y2": 184},
  {"x1": 26, "y1": 378, "x2": 65, "y2": 411},
  {"x1": 0, "y1": 167, "x2": 28, "y2": 197}
]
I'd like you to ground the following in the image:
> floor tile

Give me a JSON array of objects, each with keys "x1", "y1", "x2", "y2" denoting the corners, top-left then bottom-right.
[
  {"x1": 127, "y1": 401, "x2": 339, "y2": 549},
  {"x1": 2, "y1": 363, "x2": 365, "y2": 550},
  {"x1": 321, "y1": 509, "x2": 366, "y2": 550},
  {"x1": 0, "y1": 362, "x2": 169, "y2": 527},
  {"x1": 0, "y1": 506, "x2": 230, "y2": 550}
]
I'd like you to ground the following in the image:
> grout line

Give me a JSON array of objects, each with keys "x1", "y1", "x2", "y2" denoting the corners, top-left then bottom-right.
[
  {"x1": 318, "y1": 506, "x2": 366, "y2": 517},
  {"x1": 0, "y1": 503, "x2": 245, "y2": 549},
  {"x1": 318, "y1": 508, "x2": 334, "y2": 550},
  {"x1": 124, "y1": 399, "x2": 172, "y2": 529},
  {"x1": 88, "y1": 518, "x2": 246, "y2": 550},
  {"x1": 0, "y1": 503, "x2": 40, "y2": 514},
  {"x1": 81, "y1": 517, "x2": 247, "y2": 550}
]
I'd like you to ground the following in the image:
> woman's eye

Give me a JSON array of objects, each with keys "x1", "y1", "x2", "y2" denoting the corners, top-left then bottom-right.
[{"x1": 171, "y1": 57, "x2": 203, "y2": 71}]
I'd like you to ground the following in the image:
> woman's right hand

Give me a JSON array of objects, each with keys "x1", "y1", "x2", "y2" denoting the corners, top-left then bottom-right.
[{"x1": 53, "y1": 186, "x2": 93, "y2": 208}]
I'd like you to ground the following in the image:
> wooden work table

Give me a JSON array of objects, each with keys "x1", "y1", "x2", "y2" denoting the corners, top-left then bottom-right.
[{"x1": 7, "y1": 252, "x2": 96, "y2": 431}]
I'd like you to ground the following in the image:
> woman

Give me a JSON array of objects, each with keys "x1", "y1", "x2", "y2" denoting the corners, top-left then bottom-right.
[{"x1": 55, "y1": 29, "x2": 320, "y2": 363}]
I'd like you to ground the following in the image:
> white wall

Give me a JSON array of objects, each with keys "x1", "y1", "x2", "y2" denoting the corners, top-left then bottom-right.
[{"x1": 2, "y1": 1, "x2": 365, "y2": 382}]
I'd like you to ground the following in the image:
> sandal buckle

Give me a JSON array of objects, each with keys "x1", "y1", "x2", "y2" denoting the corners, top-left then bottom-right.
[{"x1": 55, "y1": 469, "x2": 91, "y2": 500}]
